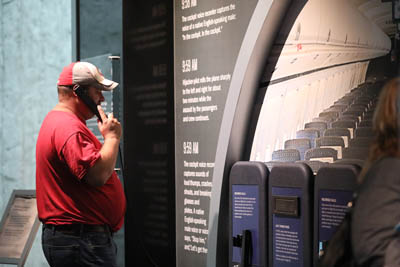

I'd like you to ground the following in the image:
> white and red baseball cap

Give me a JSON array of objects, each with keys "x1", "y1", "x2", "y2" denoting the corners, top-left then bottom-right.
[{"x1": 57, "y1": 61, "x2": 118, "y2": 91}]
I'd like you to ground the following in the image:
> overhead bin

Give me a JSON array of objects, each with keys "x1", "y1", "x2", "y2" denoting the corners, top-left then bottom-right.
[{"x1": 264, "y1": 0, "x2": 391, "y2": 81}]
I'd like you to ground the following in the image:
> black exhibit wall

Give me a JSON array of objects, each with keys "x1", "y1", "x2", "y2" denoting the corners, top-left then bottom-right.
[{"x1": 123, "y1": 1, "x2": 175, "y2": 267}]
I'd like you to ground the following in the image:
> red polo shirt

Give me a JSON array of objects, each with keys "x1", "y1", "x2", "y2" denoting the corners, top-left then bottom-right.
[{"x1": 36, "y1": 110, "x2": 126, "y2": 232}]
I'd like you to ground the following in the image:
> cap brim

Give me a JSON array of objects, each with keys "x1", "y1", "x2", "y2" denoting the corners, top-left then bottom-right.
[{"x1": 99, "y1": 78, "x2": 118, "y2": 91}]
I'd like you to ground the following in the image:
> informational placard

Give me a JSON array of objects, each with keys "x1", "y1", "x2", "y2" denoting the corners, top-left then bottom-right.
[
  {"x1": 318, "y1": 190, "x2": 353, "y2": 256},
  {"x1": 232, "y1": 185, "x2": 259, "y2": 265},
  {"x1": 272, "y1": 187, "x2": 303, "y2": 267},
  {"x1": 174, "y1": 0, "x2": 261, "y2": 266},
  {"x1": 0, "y1": 190, "x2": 40, "y2": 266}
]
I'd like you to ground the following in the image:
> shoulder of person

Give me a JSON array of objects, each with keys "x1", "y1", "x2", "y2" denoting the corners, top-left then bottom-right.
[
  {"x1": 374, "y1": 157, "x2": 400, "y2": 170},
  {"x1": 367, "y1": 157, "x2": 400, "y2": 183},
  {"x1": 49, "y1": 111, "x2": 90, "y2": 142}
]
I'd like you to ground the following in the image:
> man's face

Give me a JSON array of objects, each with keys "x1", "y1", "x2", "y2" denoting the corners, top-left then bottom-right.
[
  {"x1": 87, "y1": 86, "x2": 105, "y2": 106},
  {"x1": 76, "y1": 85, "x2": 105, "y2": 120}
]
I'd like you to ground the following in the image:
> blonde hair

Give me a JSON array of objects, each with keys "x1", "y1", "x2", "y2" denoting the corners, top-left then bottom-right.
[{"x1": 358, "y1": 78, "x2": 400, "y2": 182}]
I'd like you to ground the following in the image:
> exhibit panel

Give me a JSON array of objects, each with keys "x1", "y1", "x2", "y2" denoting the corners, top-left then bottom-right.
[
  {"x1": 174, "y1": 1, "x2": 260, "y2": 265},
  {"x1": 268, "y1": 164, "x2": 314, "y2": 267},
  {"x1": 229, "y1": 162, "x2": 269, "y2": 267},
  {"x1": 174, "y1": 0, "x2": 292, "y2": 266},
  {"x1": 0, "y1": 190, "x2": 40, "y2": 267}
]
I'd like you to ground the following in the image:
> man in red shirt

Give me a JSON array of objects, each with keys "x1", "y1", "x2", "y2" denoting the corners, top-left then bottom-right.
[{"x1": 36, "y1": 61, "x2": 126, "y2": 267}]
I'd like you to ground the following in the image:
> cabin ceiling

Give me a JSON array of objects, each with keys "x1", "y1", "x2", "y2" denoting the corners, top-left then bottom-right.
[{"x1": 352, "y1": 0, "x2": 397, "y2": 37}]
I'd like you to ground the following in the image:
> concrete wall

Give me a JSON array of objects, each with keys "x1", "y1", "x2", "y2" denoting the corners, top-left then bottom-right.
[{"x1": 0, "y1": 0, "x2": 71, "y2": 266}]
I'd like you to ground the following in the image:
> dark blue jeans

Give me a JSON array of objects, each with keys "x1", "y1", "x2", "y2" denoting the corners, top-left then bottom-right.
[{"x1": 42, "y1": 225, "x2": 117, "y2": 267}]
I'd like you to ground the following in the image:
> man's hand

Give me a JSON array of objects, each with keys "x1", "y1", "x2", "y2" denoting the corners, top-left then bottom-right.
[
  {"x1": 83, "y1": 105, "x2": 122, "y2": 187},
  {"x1": 97, "y1": 105, "x2": 122, "y2": 140}
]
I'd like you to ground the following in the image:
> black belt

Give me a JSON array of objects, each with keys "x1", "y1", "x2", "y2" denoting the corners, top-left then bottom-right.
[{"x1": 44, "y1": 224, "x2": 111, "y2": 234}]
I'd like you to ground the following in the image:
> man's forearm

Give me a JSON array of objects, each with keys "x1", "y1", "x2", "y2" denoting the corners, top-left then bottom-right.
[{"x1": 84, "y1": 137, "x2": 120, "y2": 186}]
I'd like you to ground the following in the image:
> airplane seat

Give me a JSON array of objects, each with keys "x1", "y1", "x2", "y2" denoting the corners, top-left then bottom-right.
[
  {"x1": 342, "y1": 110, "x2": 363, "y2": 122},
  {"x1": 369, "y1": 102, "x2": 378, "y2": 109},
  {"x1": 296, "y1": 129, "x2": 320, "y2": 148},
  {"x1": 347, "y1": 90, "x2": 362, "y2": 96},
  {"x1": 355, "y1": 127, "x2": 374, "y2": 138},
  {"x1": 271, "y1": 149, "x2": 301, "y2": 162},
  {"x1": 229, "y1": 161, "x2": 269, "y2": 267},
  {"x1": 337, "y1": 115, "x2": 359, "y2": 125},
  {"x1": 305, "y1": 122, "x2": 328, "y2": 136},
  {"x1": 353, "y1": 98, "x2": 373, "y2": 109},
  {"x1": 349, "y1": 103, "x2": 368, "y2": 112},
  {"x1": 347, "y1": 108, "x2": 366, "y2": 122},
  {"x1": 334, "y1": 99, "x2": 353, "y2": 106},
  {"x1": 349, "y1": 137, "x2": 373, "y2": 148},
  {"x1": 333, "y1": 158, "x2": 364, "y2": 168},
  {"x1": 313, "y1": 165, "x2": 359, "y2": 266},
  {"x1": 304, "y1": 147, "x2": 338, "y2": 163},
  {"x1": 328, "y1": 104, "x2": 347, "y2": 113},
  {"x1": 358, "y1": 120, "x2": 372, "y2": 127},
  {"x1": 363, "y1": 111, "x2": 375, "y2": 120},
  {"x1": 312, "y1": 117, "x2": 334, "y2": 127},
  {"x1": 284, "y1": 138, "x2": 311, "y2": 161},
  {"x1": 347, "y1": 106, "x2": 366, "y2": 114},
  {"x1": 338, "y1": 95, "x2": 355, "y2": 101},
  {"x1": 348, "y1": 103, "x2": 368, "y2": 112},
  {"x1": 365, "y1": 109, "x2": 375, "y2": 117},
  {"x1": 265, "y1": 161, "x2": 288, "y2": 172},
  {"x1": 268, "y1": 163, "x2": 314, "y2": 267},
  {"x1": 316, "y1": 136, "x2": 345, "y2": 147},
  {"x1": 323, "y1": 128, "x2": 351, "y2": 147},
  {"x1": 342, "y1": 147, "x2": 369, "y2": 160},
  {"x1": 331, "y1": 120, "x2": 356, "y2": 138},
  {"x1": 319, "y1": 111, "x2": 339, "y2": 119},
  {"x1": 296, "y1": 160, "x2": 329, "y2": 175},
  {"x1": 315, "y1": 136, "x2": 345, "y2": 159},
  {"x1": 357, "y1": 96, "x2": 374, "y2": 102},
  {"x1": 324, "y1": 107, "x2": 344, "y2": 113}
]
